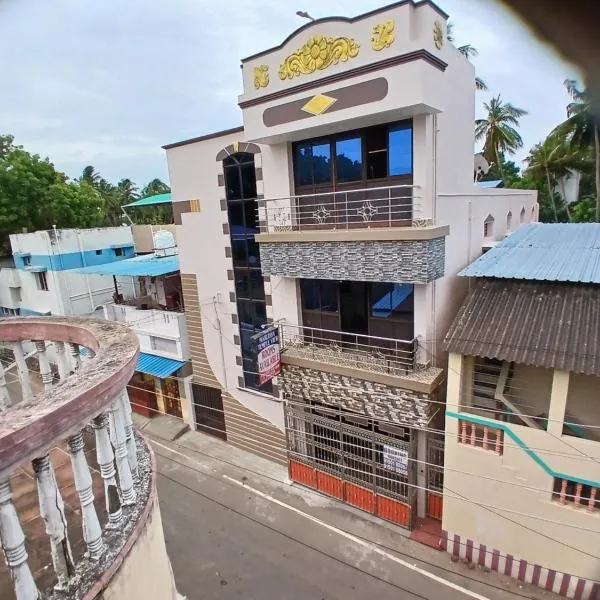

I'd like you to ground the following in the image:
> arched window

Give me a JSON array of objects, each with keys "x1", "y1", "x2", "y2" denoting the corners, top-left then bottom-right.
[
  {"x1": 520, "y1": 207, "x2": 526, "y2": 223},
  {"x1": 506, "y1": 211, "x2": 512, "y2": 233},
  {"x1": 223, "y1": 153, "x2": 271, "y2": 392},
  {"x1": 483, "y1": 214, "x2": 495, "y2": 239}
]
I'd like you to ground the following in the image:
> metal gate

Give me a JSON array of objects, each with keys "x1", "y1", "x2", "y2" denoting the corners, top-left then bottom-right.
[
  {"x1": 426, "y1": 434, "x2": 444, "y2": 519},
  {"x1": 284, "y1": 400, "x2": 417, "y2": 529}
]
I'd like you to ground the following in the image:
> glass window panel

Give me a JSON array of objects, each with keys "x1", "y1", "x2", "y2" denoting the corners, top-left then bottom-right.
[
  {"x1": 237, "y1": 300, "x2": 256, "y2": 330},
  {"x1": 244, "y1": 200, "x2": 259, "y2": 232},
  {"x1": 234, "y1": 270, "x2": 251, "y2": 299},
  {"x1": 295, "y1": 144, "x2": 312, "y2": 186},
  {"x1": 228, "y1": 202, "x2": 244, "y2": 228},
  {"x1": 241, "y1": 163, "x2": 257, "y2": 199},
  {"x1": 255, "y1": 301, "x2": 267, "y2": 324},
  {"x1": 224, "y1": 166, "x2": 242, "y2": 200},
  {"x1": 390, "y1": 284, "x2": 414, "y2": 317},
  {"x1": 249, "y1": 269, "x2": 265, "y2": 301},
  {"x1": 365, "y1": 126, "x2": 388, "y2": 180},
  {"x1": 246, "y1": 238, "x2": 261, "y2": 268},
  {"x1": 389, "y1": 127, "x2": 412, "y2": 176},
  {"x1": 312, "y1": 143, "x2": 332, "y2": 185},
  {"x1": 231, "y1": 239, "x2": 248, "y2": 267},
  {"x1": 320, "y1": 281, "x2": 338, "y2": 313},
  {"x1": 336, "y1": 137, "x2": 362, "y2": 182},
  {"x1": 300, "y1": 279, "x2": 320, "y2": 310},
  {"x1": 370, "y1": 283, "x2": 394, "y2": 317}
]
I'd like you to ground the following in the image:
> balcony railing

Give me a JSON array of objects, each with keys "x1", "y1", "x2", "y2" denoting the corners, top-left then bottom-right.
[
  {"x1": 279, "y1": 323, "x2": 419, "y2": 376},
  {"x1": 0, "y1": 316, "x2": 160, "y2": 599},
  {"x1": 258, "y1": 185, "x2": 428, "y2": 233}
]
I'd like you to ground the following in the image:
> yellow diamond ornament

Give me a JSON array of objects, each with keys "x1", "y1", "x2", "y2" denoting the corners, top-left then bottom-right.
[{"x1": 301, "y1": 94, "x2": 337, "y2": 116}]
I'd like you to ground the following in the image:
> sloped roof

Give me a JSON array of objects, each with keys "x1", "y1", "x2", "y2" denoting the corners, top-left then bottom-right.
[
  {"x1": 460, "y1": 223, "x2": 600, "y2": 283},
  {"x1": 444, "y1": 278, "x2": 600, "y2": 377},
  {"x1": 122, "y1": 193, "x2": 172, "y2": 208}
]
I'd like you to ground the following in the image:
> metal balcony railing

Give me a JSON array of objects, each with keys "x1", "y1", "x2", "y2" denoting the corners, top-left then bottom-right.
[
  {"x1": 0, "y1": 316, "x2": 150, "y2": 599},
  {"x1": 279, "y1": 323, "x2": 419, "y2": 376},
  {"x1": 258, "y1": 185, "x2": 429, "y2": 233}
]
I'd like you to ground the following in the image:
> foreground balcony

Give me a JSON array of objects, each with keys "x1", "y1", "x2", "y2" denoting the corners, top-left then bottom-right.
[
  {"x1": 255, "y1": 186, "x2": 448, "y2": 283},
  {"x1": 0, "y1": 317, "x2": 178, "y2": 600}
]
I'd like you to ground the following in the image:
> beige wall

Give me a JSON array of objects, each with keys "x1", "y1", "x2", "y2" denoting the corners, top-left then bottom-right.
[
  {"x1": 101, "y1": 498, "x2": 177, "y2": 600},
  {"x1": 444, "y1": 353, "x2": 600, "y2": 581}
]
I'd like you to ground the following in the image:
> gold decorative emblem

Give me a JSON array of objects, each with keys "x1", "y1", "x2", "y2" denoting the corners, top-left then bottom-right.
[
  {"x1": 279, "y1": 35, "x2": 360, "y2": 81},
  {"x1": 301, "y1": 94, "x2": 337, "y2": 116},
  {"x1": 371, "y1": 20, "x2": 395, "y2": 51},
  {"x1": 253, "y1": 65, "x2": 269, "y2": 89},
  {"x1": 232, "y1": 141, "x2": 240, "y2": 153},
  {"x1": 433, "y1": 20, "x2": 444, "y2": 49}
]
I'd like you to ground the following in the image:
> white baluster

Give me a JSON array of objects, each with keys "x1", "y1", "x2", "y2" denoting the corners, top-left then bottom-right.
[
  {"x1": 120, "y1": 391, "x2": 139, "y2": 480},
  {"x1": 54, "y1": 341, "x2": 70, "y2": 380},
  {"x1": 0, "y1": 478, "x2": 40, "y2": 600},
  {"x1": 67, "y1": 343, "x2": 81, "y2": 373},
  {"x1": 32, "y1": 455, "x2": 74, "y2": 589},
  {"x1": 12, "y1": 342, "x2": 32, "y2": 401},
  {"x1": 0, "y1": 360, "x2": 11, "y2": 411},
  {"x1": 34, "y1": 341, "x2": 53, "y2": 390},
  {"x1": 67, "y1": 432, "x2": 104, "y2": 559},
  {"x1": 109, "y1": 397, "x2": 136, "y2": 505},
  {"x1": 93, "y1": 414, "x2": 122, "y2": 528}
]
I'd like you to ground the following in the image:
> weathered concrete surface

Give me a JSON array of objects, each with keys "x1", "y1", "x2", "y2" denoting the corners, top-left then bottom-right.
[
  {"x1": 136, "y1": 413, "x2": 189, "y2": 442},
  {"x1": 145, "y1": 426, "x2": 560, "y2": 600}
]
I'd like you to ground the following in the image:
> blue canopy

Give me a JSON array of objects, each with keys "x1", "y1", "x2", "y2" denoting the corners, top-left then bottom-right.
[
  {"x1": 136, "y1": 352, "x2": 185, "y2": 378},
  {"x1": 69, "y1": 253, "x2": 179, "y2": 277}
]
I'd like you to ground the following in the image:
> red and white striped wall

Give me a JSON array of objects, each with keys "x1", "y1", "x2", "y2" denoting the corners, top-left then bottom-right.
[{"x1": 441, "y1": 531, "x2": 599, "y2": 600}]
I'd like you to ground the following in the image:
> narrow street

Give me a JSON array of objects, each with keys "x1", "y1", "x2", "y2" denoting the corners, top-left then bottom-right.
[{"x1": 141, "y1": 423, "x2": 557, "y2": 600}]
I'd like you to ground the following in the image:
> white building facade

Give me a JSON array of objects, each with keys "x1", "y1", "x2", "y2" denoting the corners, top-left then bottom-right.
[{"x1": 164, "y1": 1, "x2": 537, "y2": 528}]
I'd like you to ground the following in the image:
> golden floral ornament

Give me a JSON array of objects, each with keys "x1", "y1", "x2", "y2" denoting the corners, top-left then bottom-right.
[
  {"x1": 371, "y1": 20, "x2": 395, "y2": 51},
  {"x1": 253, "y1": 65, "x2": 269, "y2": 90},
  {"x1": 278, "y1": 34, "x2": 360, "y2": 81},
  {"x1": 433, "y1": 20, "x2": 444, "y2": 49}
]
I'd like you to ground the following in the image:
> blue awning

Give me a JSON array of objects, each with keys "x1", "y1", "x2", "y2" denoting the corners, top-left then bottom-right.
[
  {"x1": 69, "y1": 253, "x2": 179, "y2": 277},
  {"x1": 136, "y1": 352, "x2": 185, "y2": 378}
]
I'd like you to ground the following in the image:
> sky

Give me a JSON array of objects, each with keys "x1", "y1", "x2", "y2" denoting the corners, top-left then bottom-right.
[{"x1": 0, "y1": 0, "x2": 581, "y2": 188}]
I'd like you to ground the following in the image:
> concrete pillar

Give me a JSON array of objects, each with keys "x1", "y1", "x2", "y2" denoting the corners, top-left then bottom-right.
[
  {"x1": 180, "y1": 376, "x2": 195, "y2": 429},
  {"x1": 547, "y1": 370, "x2": 570, "y2": 436},
  {"x1": 446, "y1": 353, "x2": 464, "y2": 413},
  {"x1": 154, "y1": 378, "x2": 166, "y2": 415},
  {"x1": 416, "y1": 429, "x2": 427, "y2": 518}
]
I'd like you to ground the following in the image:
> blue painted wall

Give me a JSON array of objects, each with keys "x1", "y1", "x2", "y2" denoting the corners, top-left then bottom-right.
[{"x1": 13, "y1": 246, "x2": 135, "y2": 271}]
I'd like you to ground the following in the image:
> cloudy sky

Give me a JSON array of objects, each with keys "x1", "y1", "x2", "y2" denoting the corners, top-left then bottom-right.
[{"x1": 1, "y1": 0, "x2": 580, "y2": 187}]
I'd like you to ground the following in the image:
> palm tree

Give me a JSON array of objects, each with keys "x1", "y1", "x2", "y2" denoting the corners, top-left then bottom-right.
[
  {"x1": 524, "y1": 135, "x2": 589, "y2": 222},
  {"x1": 141, "y1": 178, "x2": 170, "y2": 197},
  {"x1": 80, "y1": 165, "x2": 100, "y2": 186},
  {"x1": 446, "y1": 22, "x2": 487, "y2": 91},
  {"x1": 553, "y1": 80, "x2": 600, "y2": 222},
  {"x1": 475, "y1": 95, "x2": 528, "y2": 182},
  {"x1": 117, "y1": 178, "x2": 139, "y2": 204}
]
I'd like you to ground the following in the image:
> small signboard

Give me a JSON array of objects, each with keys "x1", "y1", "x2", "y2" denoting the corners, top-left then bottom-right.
[
  {"x1": 252, "y1": 326, "x2": 281, "y2": 386},
  {"x1": 382, "y1": 444, "x2": 409, "y2": 476}
]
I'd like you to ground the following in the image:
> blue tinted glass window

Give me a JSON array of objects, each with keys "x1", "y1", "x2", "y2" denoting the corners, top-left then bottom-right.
[
  {"x1": 335, "y1": 138, "x2": 362, "y2": 182},
  {"x1": 300, "y1": 279, "x2": 320, "y2": 310},
  {"x1": 389, "y1": 127, "x2": 412, "y2": 176},
  {"x1": 295, "y1": 144, "x2": 312, "y2": 186},
  {"x1": 371, "y1": 283, "x2": 414, "y2": 318},
  {"x1": 312, "y1": 143, "x2": 331, "y2": 184}
]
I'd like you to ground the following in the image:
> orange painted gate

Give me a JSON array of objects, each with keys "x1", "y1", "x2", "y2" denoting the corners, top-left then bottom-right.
[{"x1": 284, "y1": 403, "x2": 417, "y2": 529}]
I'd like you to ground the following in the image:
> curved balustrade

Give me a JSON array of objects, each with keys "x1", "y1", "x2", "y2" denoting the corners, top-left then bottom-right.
[{"x1": 0, "y1": 316, "x2": 164, "y2": 600}]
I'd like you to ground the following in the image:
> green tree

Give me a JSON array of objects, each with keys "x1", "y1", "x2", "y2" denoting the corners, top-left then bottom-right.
[
  {"x1": 475, "y1": 95, "x2": 528, "y2": 183},
  {"x1": 141, "y1": 178, "x2": 170, "y2": 197},
  {"x1": 117, "y1": 178, "x2": 139, "y2": 204},
  {"x1": 524, "y1": 135, "x2": 589, "y2": 222},
  {"x1": 553, "y1": 80, "x2": 600, "y2": 222}
]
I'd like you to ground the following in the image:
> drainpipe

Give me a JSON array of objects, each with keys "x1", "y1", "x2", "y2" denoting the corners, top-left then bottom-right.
[
  {"x1": 213, "y1": 295, "x2": 229, "y2": 390},
  {"x1": 76, "y1": 229, "x2": 95, "y2": 312},
  {"x1": 47, "y1": 227, "x2": 68, "y2": 316},
  {"x1": 431, "y1": 113, "x2": 439, "y2": 365}
]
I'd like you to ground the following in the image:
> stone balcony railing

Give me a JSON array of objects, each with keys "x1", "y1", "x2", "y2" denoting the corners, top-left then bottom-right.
[{"x1": 0, "y1": 317, "x2": 178, "y2": 600}]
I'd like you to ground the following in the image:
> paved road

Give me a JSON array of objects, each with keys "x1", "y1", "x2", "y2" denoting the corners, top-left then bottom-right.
[{"x1": 150, "y1": 431, "x2": 549, "y2": 600}]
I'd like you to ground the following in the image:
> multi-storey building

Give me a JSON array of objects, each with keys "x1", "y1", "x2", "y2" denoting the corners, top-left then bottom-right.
[
  {"x1": 164, "y1": 0, "x2": 536, "y2": 529},
  {"x1": 443, "y1": 223, "x2": 600, "y2": 600},
  {"x1": 0, "y1": 227, "x2": 136, "y2": 317}
]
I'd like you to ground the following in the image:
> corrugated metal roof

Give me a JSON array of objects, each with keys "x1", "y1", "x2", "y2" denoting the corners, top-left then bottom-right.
[
  {"x1": 69, "y1": 253, "x2": 179, "y2": 277},
  {"x1": 444, "y1": 279, "x2": 600, "y2": 376},
  {"x1": 136, "y1": 352, "x2": 185, "y2": 378},
  {"x1": 460, "y1": 223, "x2": 600, "y2": 283},
  {"x1": 122, "y1": 193, "x2": 172, "y2": 208}
]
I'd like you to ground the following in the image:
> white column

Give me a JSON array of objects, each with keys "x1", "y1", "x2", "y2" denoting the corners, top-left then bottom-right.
[
  {"x1": 0, "y1": 478, "x2": 40, "y2": 600},
  {"x1": 54, "y1": 341, "x2": 70, "y2": 380},
  {"x1": 93, "y1": 413, "x2": 123, "y2": 528},
  {"x1": 32, "y1": 455, "x2": 73, "y2": 589},
  {"x1": 416, "y1": 430, "x2": 427, "y2": 518},
  {"x1": 0, "y1": 360, "x2": 11, "y2": 411},
  {"x1": 109, "y1": 397, "x2": 137, "y2": 505},
  {"x1": 119, "y1": 391, "x2": 139, "y2": 480},
  {"x1": 67, "y1": 342, "x2": 81, "y2": 373},
  {"x1": 67, "y1": 432, "x2": 105, "y2": 560},
  {"x1": 12, "y1": 342, "x2": 32, "y2": 401},
  {"x1": 34, "y1": 341, "x2": 53, "y2": 391},
  {"x1": 548, "y1": 370, "x2": 570, "y2": 436}
]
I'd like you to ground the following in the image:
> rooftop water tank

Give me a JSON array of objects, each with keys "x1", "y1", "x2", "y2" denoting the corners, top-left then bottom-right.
[{"x1": 153, "y1": 230, "x2": 177, "y2": 257}]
